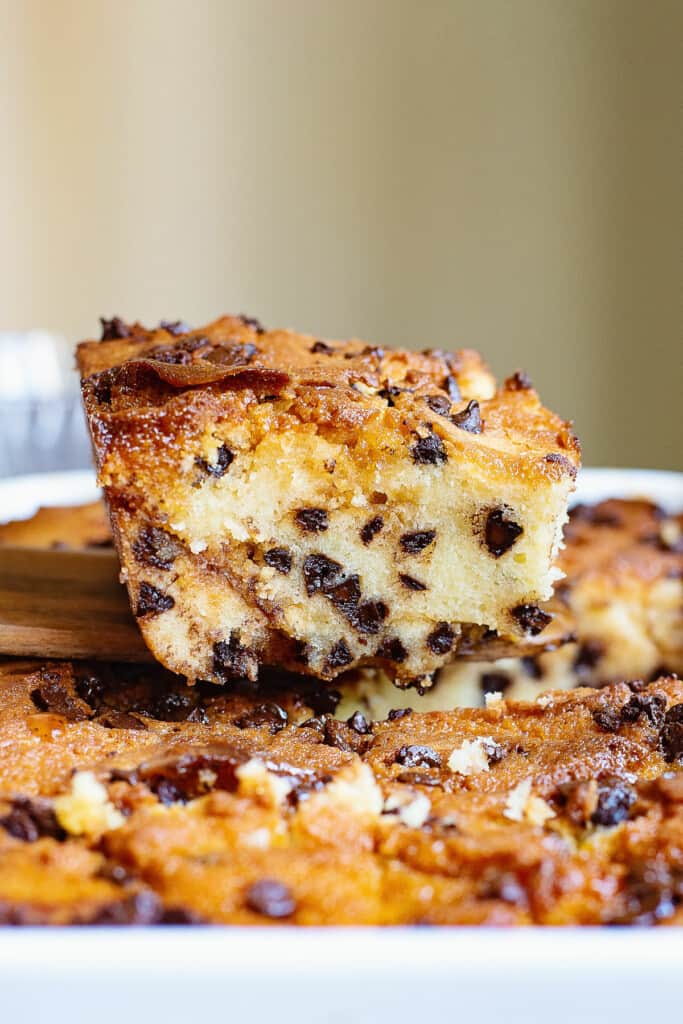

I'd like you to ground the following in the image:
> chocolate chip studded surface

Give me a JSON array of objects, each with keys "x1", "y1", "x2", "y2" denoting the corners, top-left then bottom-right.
[
  {"x1": 77, "y1": 314, "x2": 579, "y2": 685},
  {"x1": 1, "y1": 659, "x2": 683, "y2": 926},
  {"x1": 335, "y1": 496, "x2": 683, "y2": 721}
]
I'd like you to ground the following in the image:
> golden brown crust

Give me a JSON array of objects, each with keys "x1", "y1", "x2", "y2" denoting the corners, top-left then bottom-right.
[
  {"x1": 1, "y1": 657, "x2": 682, "y2": 925},
  {"x1": 77, "y1": 316, "x2": 579, "y2": 685},
  {"x1": 77, "y1": 315, "x2": 579, "y2": 487}
]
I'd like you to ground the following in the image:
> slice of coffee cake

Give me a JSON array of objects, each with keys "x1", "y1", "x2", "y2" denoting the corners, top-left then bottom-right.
[
  {"x1": 78, "y1": 315, "x2": 579, "y2": 686},
  {"x1": 336, "y1": 497, "x2": 683, "y2": 717}
]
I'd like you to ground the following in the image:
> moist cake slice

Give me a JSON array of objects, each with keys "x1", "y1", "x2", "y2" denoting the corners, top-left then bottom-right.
[
  {"x1": 77, "y1": 315, "x2": 580, "y2": 686},
  {"x1": 335, "y1": 497, "x2": 683, "y2": 717}
]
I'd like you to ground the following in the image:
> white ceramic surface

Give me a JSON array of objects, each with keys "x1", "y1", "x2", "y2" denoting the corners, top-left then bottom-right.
[{"x1": 0, "y1": 466, "x2": 682, "y2": 1024}]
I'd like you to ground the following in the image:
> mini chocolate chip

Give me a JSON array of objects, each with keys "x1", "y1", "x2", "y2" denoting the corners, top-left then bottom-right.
[
  {"x1": 659, "y1": 704, "x2": 683, "y2": 763},
  {"x1": 360, "y1": 515, "x2": 384, "y2": 544},
  {"x1": 322, "y1": 717, "x2": 372, "y2": 753},
  {"x1": 358, "y1": 344, "x2": 385, "y2": 359},
  {"x1": 156, "y1": 779, "x2": 182, "y2": 805},
  {"x1": 511, "y1": 604, "x2": 552, "y2": 636},
  {"x1": 451, "y1": 399, "x2": 481, "y2": 433},
  {"x1": 138, "y1": 744, "x2": 245, "y2": 803},
  {"x1": 592, "y1": 707, "x2": 622, "y2": 733},
  {"x1": 264, "y1": 548, "x2": 292, "y2": 574},
  {"x1": 400, "y1": 530, "x2": 436, "y2": 554},
  {"x1": 302, "y1": 553, "x2": 343, "y2": 595},
  {"x1": 213, "y1": 634, "x2": 255, "y2": 680},
  {"x1": 74, "y1": 674, "x2": 105, "y2": 709},
  {"x1": 148, "y1": 691, "x2": 204, "y2": 723},
  {"x1": 326, "y1": 639, "x2": 353, "y2": 669},
  {"x1": 376, "y1": 637, "x2": 408, "y2": 662},
  {"x1": 238, "y1": 314, "x2": 266, "y2": 334},
  {"x1": 233, "y1": 702, "x2": 288, "y2": 734},
  {"x1": 97, "y1": 710, "x2": 148, "y2": 731},
  {"x1": 30, "y1": 673, "x2": 91, "y2": 721},
  {"x1": 521, "y1": 656, "x2": 543, "y2": 680},
  {"x1": 403, "y1": 674, "x2": 435, "y2": 696},
  {"x1": 136, "y1": 582, "x2": 175, "y2": 617},
  {"x1": 387, "y1": 707, "x2": 413, "y2": 720},
  {"x1": 324, "y1": 575, "x2": 362, "y2": 617},
  {"x1": 621, "y1": 694, "x2": 666, "y2": 729},
  {"x1": 160, "y1": 907, "x2": 207, "y2": 925},
  {"x1": 91, "y1": 370, "x2": 114, "y2": 405},
  {"x1": 132, "y1": 526, "x2": 181, "y2": 571},
  {"x1": 424, "y1": 395, "x2": 451, "y2": 417},
  {"x1": 87, "y1": 891, "x2": 164, "y2": 926},
  {"x1": 99, "y1": 316, "x2": 131, "y2": 340},
  {"x1": 480, "y1": 672, "x2": 511, "y2": 695},
  {"x1": 347, "y1": 711, "x2": 371, "y2": 734},
  {"x1": 399, "y1": 574, "x2": 427, "y2": 591},
  {"x1": 310, "y1": 340, "x2": 336, "y2": 354},
  {"x1": 295, "y1": 508, "x2": 328, "y2": 532},
  {"x1": 298, "y1": 716, "x2": 326, "y2": 732},
  {"x1": 245, "y1": 879, "x2": 296, "y2": 919},
  {"x1": 396, "y1": 772, "x2": 442, "y2": 786},
  {"x1": 505, "y1": 370, "x2": 532, "y2": 390},
  {"x1": 484, "y1": 509, "x2": 523, "y2": 557},
  {"x1": 410, "y1": 429, "x2": 448, "y2": 465},
  {"x1": 545, "y1": 453, "x2": 577, "y2": 476},
  {"x1": 196, "y1": 444, "x2": 234, "y2": 478},
  {"x1": 481, "y1": 739, "x2": 507, "y2": 765},
  {"x1": 591, "y1": 780, "x2": 636, "y2": 827},
  {"x1": 395, "y1": 745, "x2": 442, "y2": 768},
  {"x1": 150, "y1": 335, "x2": 211, "y2": 364},
  {"x1": 231, "y1": 342, "x2": 258, "y2": 361},
  {"x1": 443, "y1": 374, "x2": 461, "y2": 402},
  {"x1": 426, "y1": 622, "x2": 455, "y2": 655},
  {"x1": 629, "y1": 678, "x2": 650, "y2": 692},
  {"x1": 378, "y1": 385, "x2": 404, "y2": 406},
  {"x1": 574, "y1": 640, "x2": 605, "y2": 672},
  {"x1": 158, "y1": 319, "x2": 191, "y2": 336},
  {"x1": 0, "y1": 797, "x2": 65, "y2": 842},
  {"x1": 96, "y1": 862, "x2": 132, "y2": 886},
  {"x1": 356, "y1": 600, "x2": 388, "y2": 634}
]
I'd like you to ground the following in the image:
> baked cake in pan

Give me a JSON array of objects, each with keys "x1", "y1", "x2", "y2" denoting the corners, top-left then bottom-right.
[
  {"x1": 0, "y1": 502, "x2": 111, "y2": 551},
  {"x1": 77, "y1": 315, "x2": 579, "y2": 687},
  {"x1": 1, "y1": 659, "x2": 682, "y2": 925}
]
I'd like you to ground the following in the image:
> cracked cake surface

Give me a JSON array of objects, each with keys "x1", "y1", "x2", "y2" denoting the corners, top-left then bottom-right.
[
  {"x1": 1, "y1": 658, "x2": 682, "y2": 925},
  {"x1": 77, "y1": 315, "x2": 579, "y2": 686}
]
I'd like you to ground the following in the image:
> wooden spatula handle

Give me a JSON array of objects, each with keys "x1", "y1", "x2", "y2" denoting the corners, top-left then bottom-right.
[{"x1": 0, "y1": 547, "x2": 153, "y2": 661}]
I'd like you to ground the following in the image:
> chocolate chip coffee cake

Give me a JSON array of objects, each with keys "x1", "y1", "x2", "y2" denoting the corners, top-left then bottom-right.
[
  {"x1": 77, "y1": 315, "x2": 579, "y2": 687},
  {"x1": 337, "y1": 498, "x2": 683, "y2": 717},
  {"x1": 1, "y1": 659, "x2": 682, "y2": 925}
]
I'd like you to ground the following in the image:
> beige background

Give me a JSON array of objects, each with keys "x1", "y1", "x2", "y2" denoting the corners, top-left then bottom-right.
[{"x1": 1, "y1": 0, "x2": 681, "y2": 469}]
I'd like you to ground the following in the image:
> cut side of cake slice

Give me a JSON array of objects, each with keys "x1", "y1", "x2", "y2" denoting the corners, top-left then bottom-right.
[
  {"x1": 335, "y1": 497, "x2": 683, "y2": 718},
  {"x1": 78, "y1": 315, "x2": 580, "y2": 686}
]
